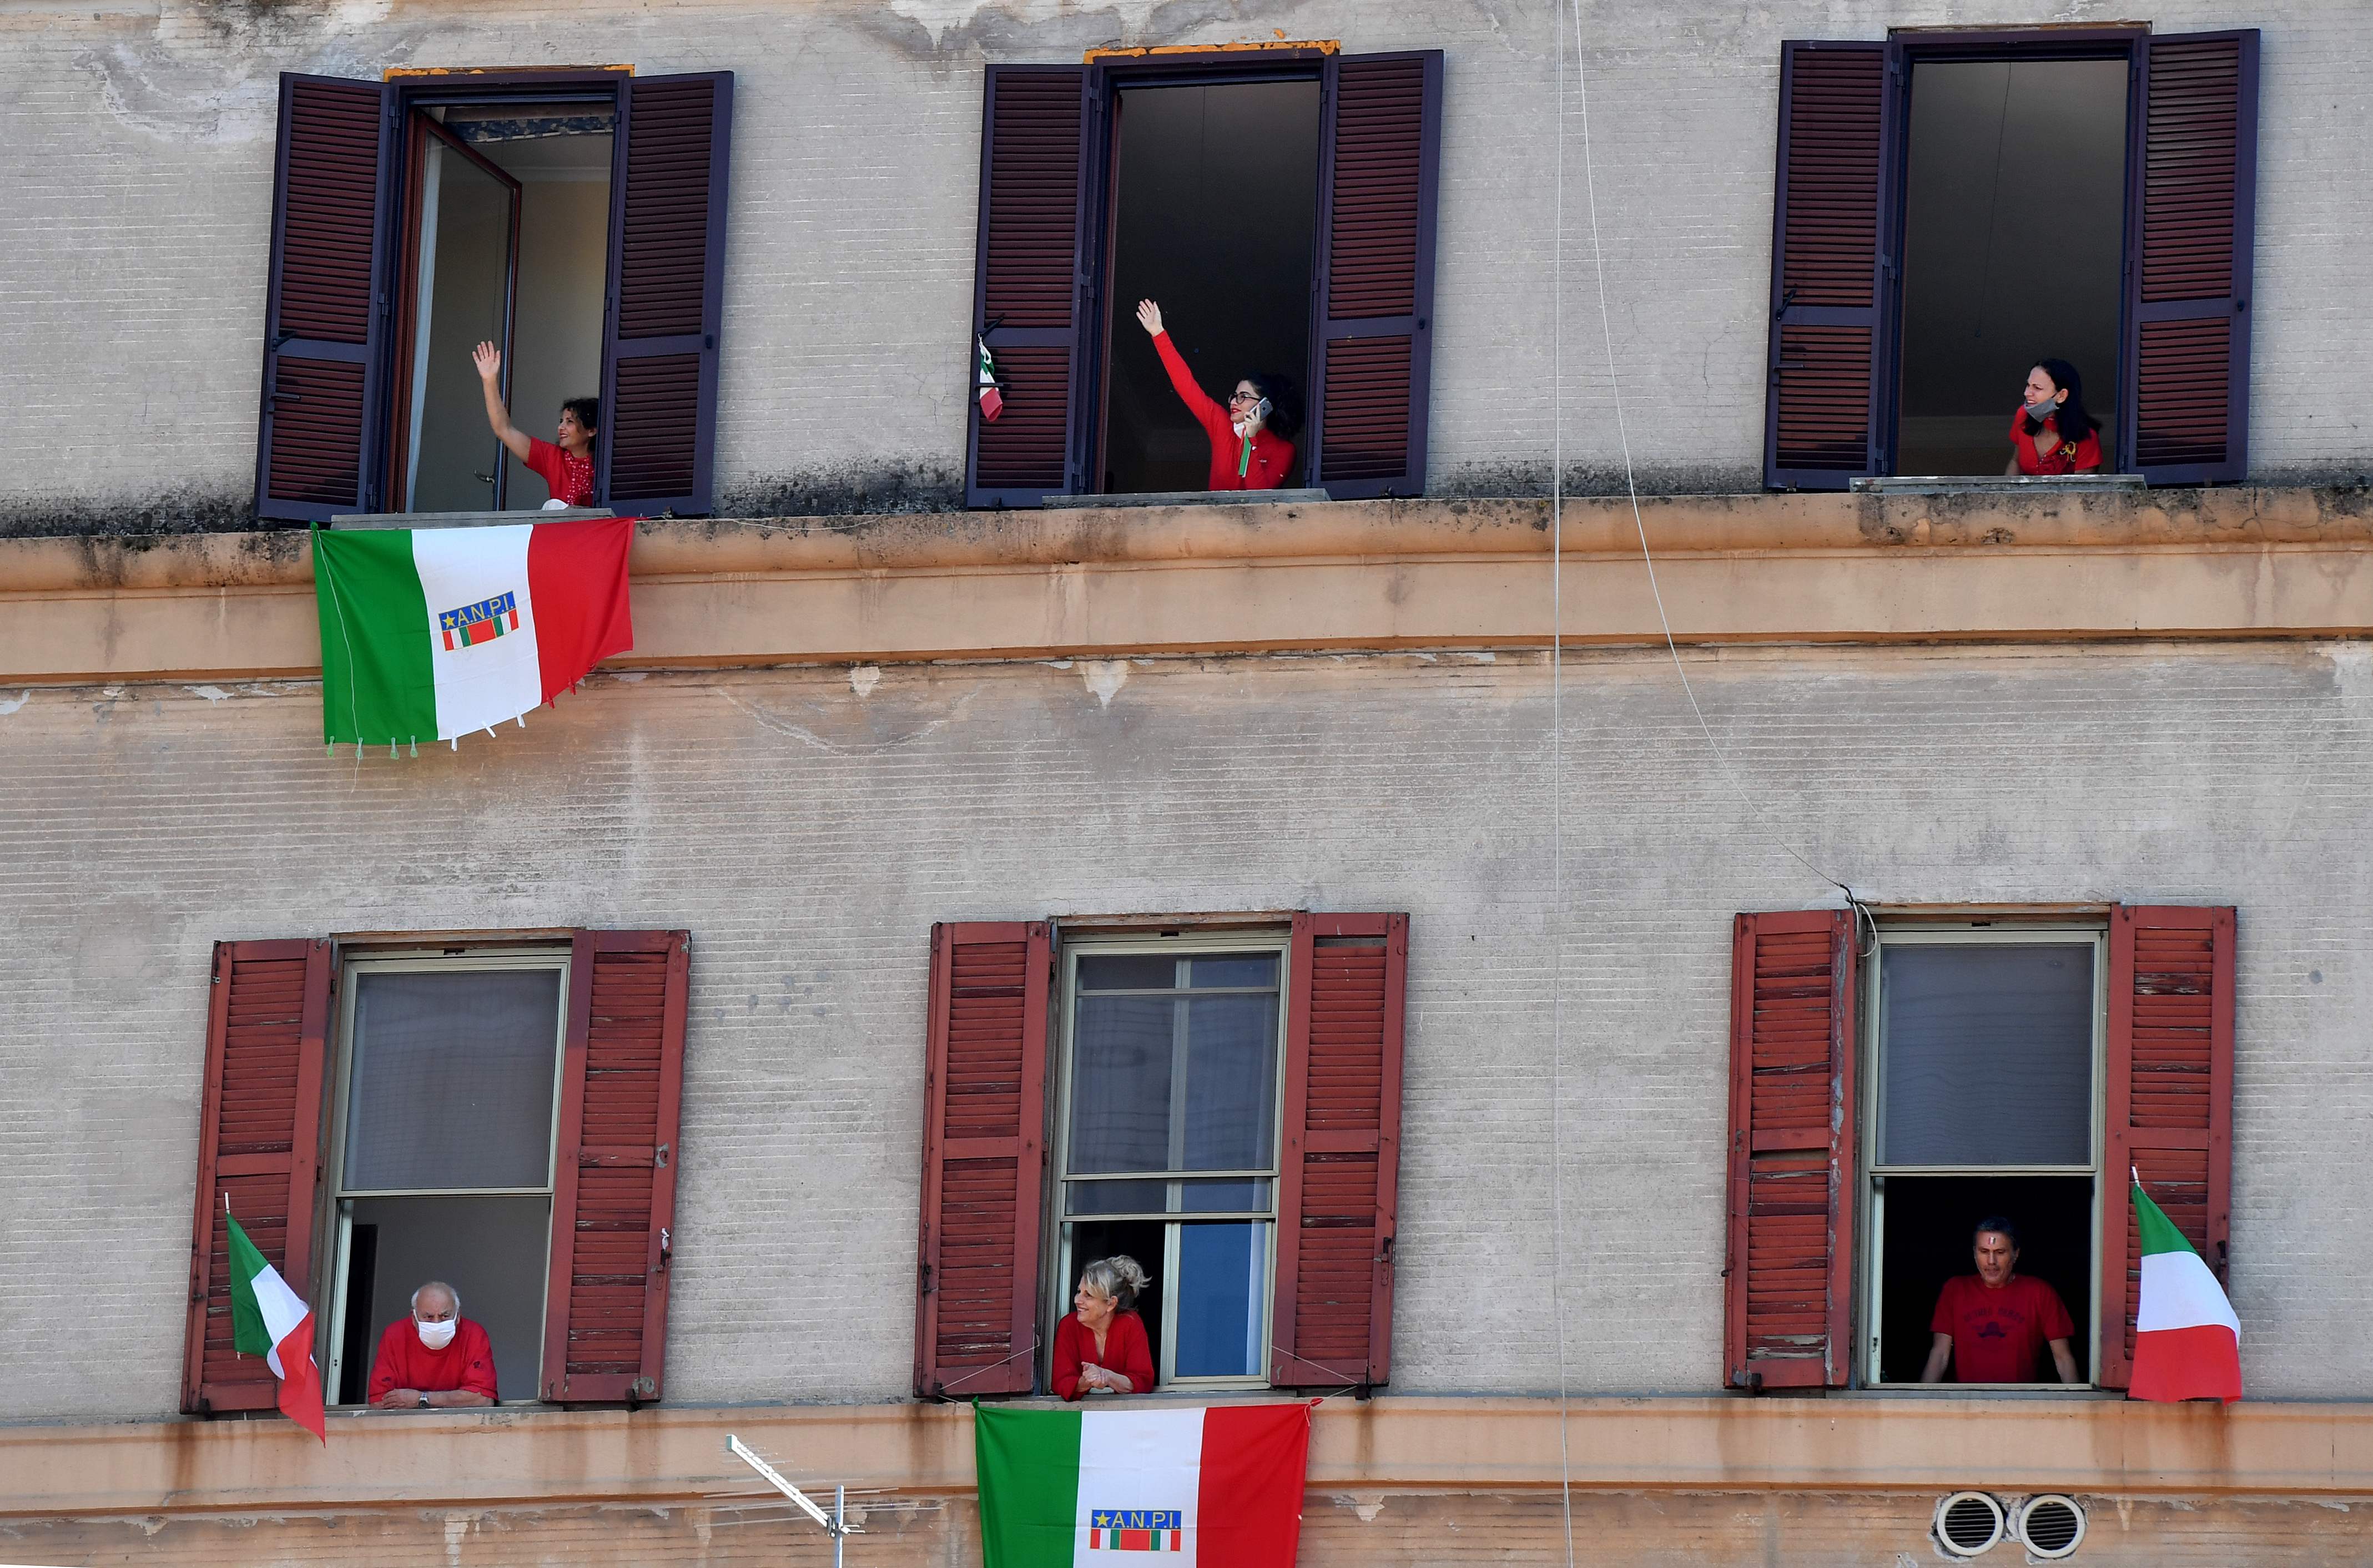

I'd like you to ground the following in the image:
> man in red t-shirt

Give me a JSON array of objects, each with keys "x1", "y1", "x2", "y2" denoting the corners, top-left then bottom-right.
[
  {"x1": 367, "y1": 1280, "x2": 499, "y2": 1409},
  {"x1": 1922, "y1": 1219, "x2": 2080, "y2": 1385}
]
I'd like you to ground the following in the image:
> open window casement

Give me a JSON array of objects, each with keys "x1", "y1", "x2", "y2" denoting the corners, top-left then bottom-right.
[
  {"x1": 1762, "y1": 31, "x2": 2259, "y2": 489},
  {"x1": 182, "y1": 931, "x2": 688, "y2": 1411},
  {"x1": 964, "y1": 52, "x2": 1442, "y2": 507},
  {"x1": 254, "y1": 70, "x2": 732, "y2": 521}
]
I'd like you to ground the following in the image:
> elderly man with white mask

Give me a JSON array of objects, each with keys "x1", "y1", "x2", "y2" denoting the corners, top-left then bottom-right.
[{"x1": 367, "y1": 1280, "x2": 498, "y2": 1409}]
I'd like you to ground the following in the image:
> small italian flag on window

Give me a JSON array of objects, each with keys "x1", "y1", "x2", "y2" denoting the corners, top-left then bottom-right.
[
  {"x1": 2129, "y1": 1176, "x2": 2243, "y2": 1403},
  {"x1": 976, "y1": 336, "x2": 1005, "y2": 422},
  {"x1": 974, "y1": 1403, "x2": 1310, "y2": 1566},
  {"x1": 225, "y1": 1207, "x2": 328, "y2": 1442}
]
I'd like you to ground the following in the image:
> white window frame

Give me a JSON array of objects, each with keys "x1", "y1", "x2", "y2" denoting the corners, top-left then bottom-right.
[
  {"x1": 1858, "y1": 922, "x2": 2107, "y2": 1389},
  {"x1": 319, "y1": 947, "x2": 572, "y2": 1407},
  {"x1": 1046, "y1": 931, "x2": 1293, "y2": 1392}
]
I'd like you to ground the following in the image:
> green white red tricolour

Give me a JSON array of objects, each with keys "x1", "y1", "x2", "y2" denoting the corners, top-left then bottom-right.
[
  {"x1": 313, "y1": 518, "x2": 634, "y2": 749},
  {"x1": 2128, "y1": 1178, "x2": 2243, "y2": 1402},
  {"x1": 225, "y1": 1208, "x2": 327, "y2": 1441}
]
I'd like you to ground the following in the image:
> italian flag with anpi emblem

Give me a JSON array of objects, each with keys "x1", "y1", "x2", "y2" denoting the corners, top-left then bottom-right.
[
  {"x1": 313, "y1": 518, "x2": 634, "y2": 748},
  {"x1": 974, "y1": 1404, "x2": 1310, "y2": 1567},
  {"x1": 224, "y1": 1209, "x2": 327, "y2": 1442},
  {"x1": 2129, "y1": 1178, "x2": 2243, "y2": 1402}
]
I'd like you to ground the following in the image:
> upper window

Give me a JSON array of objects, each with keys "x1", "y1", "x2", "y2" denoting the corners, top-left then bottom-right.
[
  {"x1": 1052, "y1": 941, "x2": 1288, "y2": 1388},
  {"x1": 912, "y1": 916, "x2": 1408, "y2": 1400},
  {"x1": 966, "y1": 51, "x2": 1443, "y2": 508},
  {"x1": 181, "y1": 932, "x2": 690, "y2": 1418},
  {"x1": 254, "y1": 69, "x2": 733, "y2": 523},
  {"x1": 1764, "y1": 28, "x2": 2259, "y2": 489}
]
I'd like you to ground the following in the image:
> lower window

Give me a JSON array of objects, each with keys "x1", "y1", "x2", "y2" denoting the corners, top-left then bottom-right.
[
  {"x1": 1050, "y1": 938, "x2": 1287, "y2": 1389},
  {"x1": 1864, "y1": 926, "x2": 2102, "y2": 1387}
]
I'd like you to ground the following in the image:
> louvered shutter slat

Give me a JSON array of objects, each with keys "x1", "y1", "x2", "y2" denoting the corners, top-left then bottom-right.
[
  {"x1": 1309, "y1": 54, "x2": 1441, "y2": 500},
  {"x1": 600, "y1": 73, "x2": 733, "y2": 515},
  {"x1": 915, "y1": 922, "x2": 1052, "y2": 1396},
  {"x1": 254, "y1": 75, "x2": 389, "y2": 522},
  {"x1": 1270, "y1": 913, "x2": 1408, "y2": 1389},
  {"x1": 2125, "y1": 32, "x2": 2257, "y2": 485},
  {"x1": 1724, "y1": 910, "x2": 1857, "y2": 1390},
  {"x1": 1762, "y1": 44, "x2": 1887, "y2": 490},
  {"x1": 968, "y1": 69, "x2": 1091, "y2": 506},
  {"x1": 182, "y1": 940, "x2": 334, "y2": 1414},
  {"x1": 541, "y1": 931, "x2": 688, "y2": 1403},
  {"x1": 2098, "y1": 906, "x2": 2235, "y2": 1389}
]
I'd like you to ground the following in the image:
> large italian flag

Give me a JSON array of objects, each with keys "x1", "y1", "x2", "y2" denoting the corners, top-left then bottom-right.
[
  {"x1": 974, "y1": 1404, "x2": 1311, "y2": 1567},
  {"x1": 2129, "y1": 1179, "x2": 2243, "y2": 1403},
  {"x1": 313, "y1": 518, "x2": 634, "y2": 748},
  {"x1": 225, "y1": 1209, "x2": 327, "y2": 1443}
]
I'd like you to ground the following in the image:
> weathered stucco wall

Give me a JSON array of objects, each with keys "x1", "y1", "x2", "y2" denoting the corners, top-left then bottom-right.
[
  {"x1": 0, "y1": 640, "x2": 2367, "y2": 1421},
  {"x1": 1, "y1": 0, "x2": 2367, "y2": 533}
]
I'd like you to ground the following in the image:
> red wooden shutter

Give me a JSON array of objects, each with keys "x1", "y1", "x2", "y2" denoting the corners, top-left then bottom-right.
[
  {"x1": 1308, "y1": 53, "x2": 1442, "y2": 501},
  {"x1": 2098, "y1": 905, "x2": 2235, "y2": 1389},
  {"x1": 915, "y1": 922, "x2": 1054, "y2": 1395},
  {"x1": 2123, "y1": 32, "x2": 2258, "y2": 486},
  {"x1": 967, "y1": 67, "x2": 1092, "y2": 508},
  {"x1": 1762, "y1": 43, "x2": 1890, "y2": 491},
  {"x1": 254, "y1": 75, "x2": 391, "y2": 522},
  {"x1": 1724, "y1": 909, "x2": 1857, "y2": 1389},
  {"x1": 600, "y1": 72, "x2": 734, "y2": 516},
  {"x1": 1269, "y1": 912, "x2": 1408, "y2": 1388},
  {"x1": 181, "y1": 939, "x2": 333, "y2": 1413},
  {"x1": 541, "y1": 930, "x2": 689, "y2": 1402}
]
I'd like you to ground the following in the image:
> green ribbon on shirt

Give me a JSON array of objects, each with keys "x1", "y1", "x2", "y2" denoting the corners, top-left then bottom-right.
[{"x1": 1238, "y1": 435, "x2": 1253, "y2": 478}]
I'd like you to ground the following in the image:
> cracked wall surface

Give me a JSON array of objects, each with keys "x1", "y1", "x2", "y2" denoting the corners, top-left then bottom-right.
[
  {"x1": 2, "y1": 1, "x2": 2370, "y2": 532},
  {"x1": 0, "y1": 643, "x2": 2368, "y2": 1420}
]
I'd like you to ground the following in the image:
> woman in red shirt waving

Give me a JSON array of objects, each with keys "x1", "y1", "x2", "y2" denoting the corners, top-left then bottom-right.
[
  {"x1": 1132, "y1": 300, "x2": 1299, "y2": 491},
  {"x1": 473, "y1": 340, "x2": 599, "y2": 508},
  {"x1": 2006, "y1": 359, "x2": 2104, "y2": 476},
  {"x1": 1052, "y1": 1254, "x2": 1156, "y2": 1399}
]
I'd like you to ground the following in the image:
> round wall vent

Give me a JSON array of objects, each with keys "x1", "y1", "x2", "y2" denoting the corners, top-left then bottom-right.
[
  {"x1": 1934, "y1": 1491, "x2": 2005, "y2": 1556},
  {"x1": 2016, "y1": 1494, "x2": 2086, "y2": 1558}
]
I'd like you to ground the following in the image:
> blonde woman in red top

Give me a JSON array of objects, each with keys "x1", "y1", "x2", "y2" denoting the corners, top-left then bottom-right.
[
  {"x1": 2006, "y1": 359, "x2": 2104, "y2": 476},
  {"x1": 473, "y1": 340, "x2": 599, "y2": 508},
  {"x1": 1051, "y1": 1255, "x2": 1156, "y2": 1399},
  {"x1": 1132, "y1": 299, "x2": 1299, "y2": 491}
]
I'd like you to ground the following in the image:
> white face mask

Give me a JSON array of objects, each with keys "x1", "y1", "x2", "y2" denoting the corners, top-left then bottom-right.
[{"x1": 416, "y1": 1317, "x2": 458, "y2": 1350}]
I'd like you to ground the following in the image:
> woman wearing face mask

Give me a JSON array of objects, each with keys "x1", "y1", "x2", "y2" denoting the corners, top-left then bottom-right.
[
  {"x1": 1133, "y1": 299, "x2": 1300, "y2": 490},
  {"x1": 2006, "y1": 359, "x2": 2104, "y2": 476}
]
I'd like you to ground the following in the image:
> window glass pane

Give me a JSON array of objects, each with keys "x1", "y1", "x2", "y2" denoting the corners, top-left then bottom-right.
[
  {"x1": 1069, "y1": 995, "x2": 1173, "y2": 1172},
  {"x1": 1191, "y1": 955, "x2": 1277, "y2": 989},
  {"x1": 1066, "y1": 1179, "x2": 1170, "y2": 1216},
  {"x1": 344, "y1": 970, "x2": 563, "y2": 1191},
  {"x1": 1880, "y1": 944, "x2": 2094, "y2": 1167},
  {"x1": 1182, "y1": 994, "x2": 1278, "y2": 1169},
  {"x1": 1179, "y1": 1178, "x2": 1270, "y2": 1213},
  {"x1": 1173, "y1": 1222, "x2": 1268, "y2": 1378},
  {"x1": 1079, "y1": 955, "x2": 1178, "y2": 991}
]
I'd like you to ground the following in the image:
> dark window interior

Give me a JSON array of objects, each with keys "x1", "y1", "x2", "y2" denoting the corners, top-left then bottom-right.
[
  {"x1": 1098, "y1": 79, "x2": 1320, "y2": 493},
  {"x1": 334, "y1": 1223, "x2": 379, "y2": 1405},
  {"x1": 1879, "y1": 1174, "x2": 2093, "y2": 1383},
  {"x1": 392, "y1": 99, "x2": 613, "y2": 512},
  {"x1": 1896, "y1": 58, "x2": 2127, "y2": 475},
  {"x1": 1064, "y1": 1218, "x2": 1167, "y2": 1379}
]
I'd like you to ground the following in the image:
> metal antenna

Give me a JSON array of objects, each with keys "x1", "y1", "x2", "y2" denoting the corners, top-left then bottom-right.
[{"x1": 727, "y1": 1434, "x2": 861, "y2": 1567}]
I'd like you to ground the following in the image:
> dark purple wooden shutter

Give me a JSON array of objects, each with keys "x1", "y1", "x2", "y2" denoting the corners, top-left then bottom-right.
[
  {"x1": 967, "y1": 67, "x2": 1093, "y2": 508},
  {"x1": 2122, "y1": 32, "x2": 2258, "y2": 486},
  {"x1": 1762, "y1": 43, "x2": 1889, "y2": 491},
  {"x1": 600, "y1": 72, "x2": 734, "y2": 516},
  {"x1": 1307, "y1": 52, "x2": 1442, "y2": 501},
  {"x1": 254, "y1": 75, "x2": 391, "y2": 523}
]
